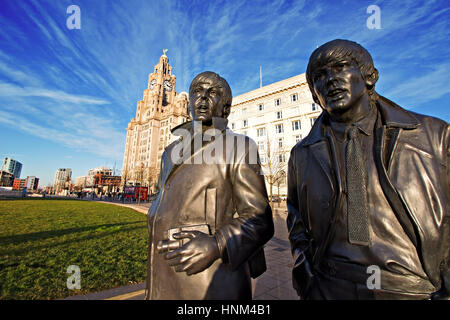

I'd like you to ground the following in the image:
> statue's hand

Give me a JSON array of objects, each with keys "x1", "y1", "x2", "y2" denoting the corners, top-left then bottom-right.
[{"x1": 164, "y1": 231, "x2": 220, "y2": 276}]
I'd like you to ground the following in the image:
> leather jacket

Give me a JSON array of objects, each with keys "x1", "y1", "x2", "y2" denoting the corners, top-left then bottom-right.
[{"x1": 287, "y1": 95, "x2": 449, "y2": 298}]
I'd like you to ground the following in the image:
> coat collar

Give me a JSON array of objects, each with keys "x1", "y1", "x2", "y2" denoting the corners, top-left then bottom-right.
[{"x1": 302, "y1": 93, "x2": 420, "y2": 147}]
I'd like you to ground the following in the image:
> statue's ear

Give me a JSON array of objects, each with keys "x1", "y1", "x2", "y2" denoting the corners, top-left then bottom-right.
[
  {"x1": 366, "y1": 68, "x2": 379, "y2": 87},
  {"x1": 222, "y1": 104, "x2": 231, "y2": 118}
]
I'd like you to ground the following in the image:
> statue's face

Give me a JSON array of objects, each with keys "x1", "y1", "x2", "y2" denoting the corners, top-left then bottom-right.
[
  {"x1": 311, "y1": 58, "x2": 368, "y2": 117},
  {"x1": 189, "y1": 78, "x2": 224, "y2": 123}
]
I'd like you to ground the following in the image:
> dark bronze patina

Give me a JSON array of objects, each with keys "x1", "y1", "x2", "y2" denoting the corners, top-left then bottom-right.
[
  {"x1": 287, "y1": 39, "x2": 449, "y2": 300},
  {"x1": 145, "y1": 71, "x2": 274, "y2": 300}
]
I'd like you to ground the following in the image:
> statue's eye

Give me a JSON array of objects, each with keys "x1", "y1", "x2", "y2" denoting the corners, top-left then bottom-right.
[
  {"x1": 335, "y1": 61, "x2": 348, "y2": 69},
  {"x1": 313, "y1": 72, "x2": 324, "y2": 82}
]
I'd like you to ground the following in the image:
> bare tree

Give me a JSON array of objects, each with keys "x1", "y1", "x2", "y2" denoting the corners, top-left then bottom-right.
[
  {"x1": 121, "y1": 167, "x2": 129, "y2": 190},
  {"x1": 146, "y1": 166, "x2": 158, "y2": 195},
  {"x1": 261, "y1": 137, "x2": 288, "y2": 209},
  {"x1": 135, "y1": 163, "x2": 145, "y2": 204}
]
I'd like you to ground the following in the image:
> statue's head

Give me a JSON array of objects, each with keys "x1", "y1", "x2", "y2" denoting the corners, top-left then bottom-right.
[
  {"x1": 306, "y1": 39, "x2": 379, "y2": 117},
  {"x1": 189, "y1": 71, "x2": 232, "y2": 123}
]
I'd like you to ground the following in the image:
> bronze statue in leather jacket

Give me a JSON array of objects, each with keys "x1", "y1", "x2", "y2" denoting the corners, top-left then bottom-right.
[
  {"x1": 287, "y1": 39, "x2": 449, "y2": 299},
  {"x1": 145, "y1": 71, "x2": 274, "y2": 299}
]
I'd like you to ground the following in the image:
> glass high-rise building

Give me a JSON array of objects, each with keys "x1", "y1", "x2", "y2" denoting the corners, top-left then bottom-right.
[{"x1": 1, "y1": 157, "x2": 22, "y2": 179}]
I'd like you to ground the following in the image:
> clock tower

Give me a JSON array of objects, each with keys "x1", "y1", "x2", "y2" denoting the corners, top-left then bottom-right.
[{"x1": 122, "y1": 50, "x2": 190, "y2": 191}]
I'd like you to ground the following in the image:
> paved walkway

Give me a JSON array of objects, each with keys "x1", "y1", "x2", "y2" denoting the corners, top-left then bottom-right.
[{"x1": 66, "y1": 201, "x2": 298, "y2": 300}]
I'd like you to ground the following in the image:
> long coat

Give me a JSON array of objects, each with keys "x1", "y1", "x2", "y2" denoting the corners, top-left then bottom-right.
[
  {"x1": 145, "y1": 118, "x2": 274, "y2": 300},
  {"x1": 287, "y1": 95, "x2": 449, "y2": 297}
]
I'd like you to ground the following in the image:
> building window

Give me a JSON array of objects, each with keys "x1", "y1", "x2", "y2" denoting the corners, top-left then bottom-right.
[
  {"x1": 257, "y1": 127, "x2": 266, "y2": 137},
  {"x1": 258, "y1": 141, "x2": 265, "y2": 151},
  {"x1": 292, "y1": 120, "x2": 301, "y2": 131},
  {"x1": 291, "y1": 93, "x2": 298, "y2": 102},
  {"x1": 275, "y1": 98, "x2": 281, "y2": 106},
  {"x1": 242, "y1": 108, "x2": 248, "y2": 115},
  {"x1": 276, "y1": 124, "x2": 284, "y2": 133},
  {"x1": 231, "y1": 123, "x2": 235, "y2": 129},
  {"x1": 276, "y1": 111, "x2": 282, "y2": 119},
  {"x1": 258, "y1": 104, "x2": 264, "y2": 111},
  {"x1": 260, "y1": 154, "x2": 266, "y2": 164},
  {"x1": 279, "y1": 153, "x2": 286, "y2": 163},
  {"x1": 310, "y1": 117, "x2": 318, "y2": 126},
  {"x1": 312, "y1": 103, "x2": 318, "y2": 111},
  {"x1": 295, "y1": 135, "x2": 302, "y2": 143},
  {"x1": 278, "y1": 138, "x2": 283, "y2": 148},
  {"x1": 243, "y1": 120, "x2": 248, "y2": 128}
]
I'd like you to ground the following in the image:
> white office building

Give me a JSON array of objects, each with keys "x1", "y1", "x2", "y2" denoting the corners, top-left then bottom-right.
[{"x1": 228, "y1": 73, "x2": 322, "y2": 197}]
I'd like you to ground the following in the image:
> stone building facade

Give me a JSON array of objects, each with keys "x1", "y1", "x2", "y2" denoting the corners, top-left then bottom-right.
[
  {"x1": 228, "y1": 73, "x2": 322, "y2": 197},
  {"x1": 122, "y1": 51, "x2": 190, "y2": 189}
]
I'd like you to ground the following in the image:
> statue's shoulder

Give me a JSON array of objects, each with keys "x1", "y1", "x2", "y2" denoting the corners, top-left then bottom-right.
[{"x1": 378, "y1": 95, "x2": 448, "y2": 132}]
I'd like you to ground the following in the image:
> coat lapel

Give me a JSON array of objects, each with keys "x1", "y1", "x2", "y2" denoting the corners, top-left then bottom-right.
[
  {"x1": 303, "y1": 113, "x2": 338, "y2": 195},
  {"x1": 309, "y1": 141, "x2": 335, "y2": 194},
  {"x1": 374, "y1": 96, "x2": 421, "y2": 248}
]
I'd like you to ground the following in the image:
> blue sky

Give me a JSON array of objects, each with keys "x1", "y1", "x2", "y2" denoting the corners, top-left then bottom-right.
[{"x1": 0, "y1": 0, "x2": 449, "y2": 186}]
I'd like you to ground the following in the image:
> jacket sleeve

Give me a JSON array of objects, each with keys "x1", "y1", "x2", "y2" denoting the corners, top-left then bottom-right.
[
  {"x1": 287, "y1": 146, "x2": 314, "y2": 297},
  {"x1": 214, "y1": 137, "x2": 274, "y2": 270}
]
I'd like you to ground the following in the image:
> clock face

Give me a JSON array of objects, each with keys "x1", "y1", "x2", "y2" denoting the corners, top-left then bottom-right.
[
  {"x1": 150, "y1": 79, "x2": 156, "y2": 90},
  {"x1": 164, "y1": 80, "x2": 172, "y2": 91}
]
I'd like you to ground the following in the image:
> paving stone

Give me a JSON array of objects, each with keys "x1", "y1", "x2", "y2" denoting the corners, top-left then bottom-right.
[
  {"x1": 253, "y1": 293, "x2": 278, "y2": 300},
  {"x1": 253, "y1": 275, "x2": 281, "y2": 290},
  {"x1": 252, "y1": 282, "x2": 272, "y2": 298},
  {"x1": 265, "y1": 286, "x2": 299, "y2": 300}
]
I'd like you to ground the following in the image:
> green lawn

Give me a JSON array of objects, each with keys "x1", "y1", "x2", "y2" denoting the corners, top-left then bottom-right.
[{"x1": 0, "y1": 199, "x2": 148, "y2": 300}]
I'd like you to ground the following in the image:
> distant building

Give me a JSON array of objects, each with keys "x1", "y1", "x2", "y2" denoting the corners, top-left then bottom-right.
[
  {"x1": 75, "y1": 176, "x2": 88, "y2": 188},
  {"x1": 12, "y1": 178, "x2": 26, "y2": 191},
  {"x1": 122, "y1": 50, "x2": 190, "y2": 190},
  {"x1": 228, "y1": 73, "x2": 322, "y2": 196},
  {"x1": 86, "y1": 167, "x2": 112, "y2": 187},
  {"x1": 0, "y1": 170, "x2": 14, "y2": 187},
  {"x1": 2, "y1": 157, "x2": 22, "y2": 179},
  {"x1": 25, "y1": 176, "x2": 39, "y2": 191},
  {"x1": 54, "y1": 168, "x2": 72, "y2": 191}
]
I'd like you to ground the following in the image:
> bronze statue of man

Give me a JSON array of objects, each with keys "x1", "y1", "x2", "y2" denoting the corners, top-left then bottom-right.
[
  {"x1": 145, "y1": 71, "x2": 274, "y2": 299},
  {"x1": 287, "y1": 39, "x2": 449, "y2": 299}
]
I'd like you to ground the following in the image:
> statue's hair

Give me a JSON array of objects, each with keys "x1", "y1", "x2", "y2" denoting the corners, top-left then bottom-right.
[
  {"x1": 189, "y1": 71, "x2": 232, "y2": 118},
  {"x1": 306, "y1": 39, "x2": 378, "y2": 103}
]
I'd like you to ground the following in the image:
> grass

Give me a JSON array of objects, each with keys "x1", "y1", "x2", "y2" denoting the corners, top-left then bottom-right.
[{"x1": 0, "y1": 199, "x2": 148, "y2": 300}]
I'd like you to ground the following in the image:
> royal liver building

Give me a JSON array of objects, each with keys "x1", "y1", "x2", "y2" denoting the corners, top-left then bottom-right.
[{"x1": 122, "y1": 50, "x2": 189, "y2": 190}]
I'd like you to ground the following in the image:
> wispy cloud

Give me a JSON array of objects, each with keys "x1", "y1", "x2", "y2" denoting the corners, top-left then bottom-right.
[
  {"x1": 0, "y1": 108, "x2": 124, "y2": 159},
  {"x1": 385, "y1": 62, "x2": 450, "y2": 107},
  {"x1": 0, "y1": 82, "x2": 109, "y2": 104}
]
